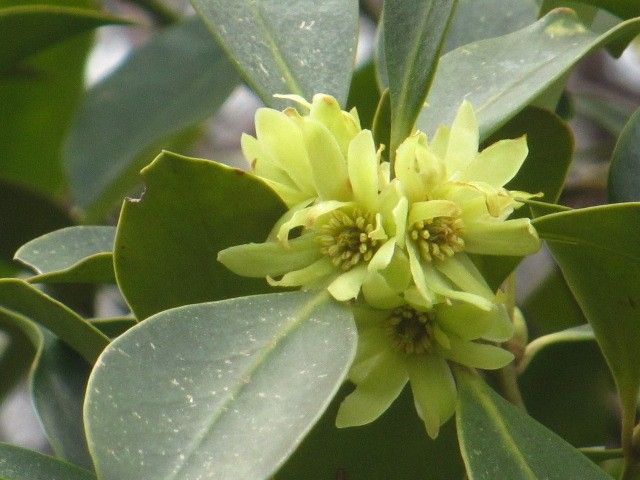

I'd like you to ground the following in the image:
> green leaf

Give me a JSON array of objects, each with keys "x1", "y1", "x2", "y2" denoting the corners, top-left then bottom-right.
[
  {"x1": 0, "y1": 0, "x2": 94, "y2": 196},
  {"x1": 608, "y1": 106, "x2": 640, "y2": 202},
  {"x1": 346, "y1": 61, "x2": 379, "y2": 130},
  {"x1": 0, "y1": 443, "x2": 96, "y2": 480},
  {"x1": 31, "y1": 330, "x2": 93, "y2": 469},
  {"x1": 468, "y1": 106, "x2": 574, "y2": 290},
  {"x1": 444, "y1": 0, "x2": 538, "y2": 52},
  {"x1": 190, "y1": 0, "x2": 358, "y2": 108},
  {"x1": 91, "y1": 317, "x2": 136, "y2": 338},
  {"x1": 519, "y1": 327, "x2": 615, "y2": 447},
  {"x1": 541, "y1": 0, "x2": 640, "y2": 21},
  {"x1": 14, "y1": 226, "x2": 115, "y2": 283},
  {"x1": 418, "y1": 10, "x2": 640, "y2": 140},
  {"x1": 0, "y1": 5, "x2": 129, "y2": 69},
  {"x1": 85, "y1": 291, "x2": 356, "y2": 480},
  {"x1": 533, "y1": 204, "x2": 640, "y2": 435},
  {"x1": 521, "y1": 265, "x2": 585, "y2": 336},
  {"x1": 278, "y1": 386, "x2": 464, "y2": 479},
  {"x1": 114, "y1": 151, "x2": 286, "y2": 319},
  {"x1": 372, "y1": 89, "x2": 391, "y2": 162},
  {"x1": 0, "y1": 278, "x2": 109, "y2": 363},
  {"x1": 0, "y1": 180, "x2": 72, "y2": 268},
  {"x1": 0, "y1": 307, "x2": 40, "y2": 402},
  {"x1": 574, "y1": 91, "x2": 636, "y2": 137},
  {"x1": 455, "y1": 368, "x2": 612, "y2": 480},
  {"x1": 383, "y1": 0, "x2": 457, "y2": 158},
  {"x1": 65, "y1": 17, "x2": 239, "y2": 218}
]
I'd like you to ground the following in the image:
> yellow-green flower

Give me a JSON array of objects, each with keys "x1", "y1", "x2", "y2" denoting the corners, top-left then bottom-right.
[
  {"x1": 336, "y1": 300, "x2": 514, "y2": 438},
  {"x1": 219, "y1": 95, "x2": 400, "y2": 302},
  {"x1": 393, "y1": 101, "x2": 541, "y2": 309}
]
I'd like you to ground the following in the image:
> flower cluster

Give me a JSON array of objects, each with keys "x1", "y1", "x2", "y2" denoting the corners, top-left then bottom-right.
[{"x1": 218, "y1": 94, "x2": 541, "y2": 438}]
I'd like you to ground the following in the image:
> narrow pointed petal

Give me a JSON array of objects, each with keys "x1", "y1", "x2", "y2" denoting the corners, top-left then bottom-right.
[
  {"x1": 277, "y1": 200, "x2": 349, "y2": 243},
  {"x1": 218, "y1": 234, "x2": 321, "y2": 277},
  {"x1": 255, "y1": 108, "x2": 314, "y2": 192},
  {"x1": 328, "y1": 265, "x2": 368, "y2": 301},
  {"x1": 434, "y1": 254, "x2": 493, "y2": 299},
  {"x1": 481, "y1": 303, "x2": 515, "y2": 343},
  {"x1": 368, "y1": 238, "x2": 396, "y2": 272},
  {"x1": 242, "y1": 133, "x2": 294, "y2": 187},
  {"x1": 336, "y1": 351, "x2": 408, "y2": 428},
  {"x1": 407, "y1": 200, "x2": 458, "y2": 226},
  {"x1": 310, "y1": 93, "x2": 358, "y2": 156},
  {"x1": 464, "y1": 218, "x2": 540, "y2": 256},
  {"x1": 462, "y1": 136, "x2": 528, "y2": 187},
  {"x1": 445, "y1": 101, "x2": 479, "y2": 174},
  {"x1": 430, "y1": 125, "x2": 450, "y2": 160},
  {"x1": 362, "y1": 272, "x2": 405, "y2": 309},
  {"x1": 394, "y1": 133, "x2": 426, "y2": 202},
  {"x1": 348, "y1": 130, "x2": 379, "y2": 212},
  {"x1": 406, "y1": 354, "x2": 457, "y2": 439},
  {"x1": 442, "y1": 336, "x2": 514, "y2": 370},
  {"x1": 423, "y1": 265, "x2": 494, "y2": 311},
  {"x1": 404, "y1": 286, "x2": 433, "y2": 310},
  {"x1": 267, "y1": 258, "x2": 333, "y2": 287},
  {"x1": 435, "y1": 301, "x2": 511, "y2": 341},
  {"x1": 258, "y1": 176, "x2": 311, "y2": 207},
  {"x1": 301, "y1": 118, "x2": 350, "y2": 201},
  {"x1": 406, "y1": 241, "x2": 437, "y2": 307}
]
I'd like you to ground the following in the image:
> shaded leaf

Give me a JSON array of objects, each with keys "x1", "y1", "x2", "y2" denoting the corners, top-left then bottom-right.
[
  {"x1": 455, "y1": 368, "x2": 611, "y2": 479},
  {"x1": 85, "y1": 291, "x2": 356, "y2": 480},
  {"x1": 0, "y1": 5, "x2": 129, "y2": 69},
  {"x1": 383, "y1": 0, "x2": 457, "y2": 157},
  {"x1": 114, "y1": 151, "x2": 286, "y2": 319},
  {"x1": 278, "y1": 385, "x2": 464, "y2": 479},
  {"x1": 0, "y1": 443, "x2": 95, "y2": 480},
  {"x1": 346, "y1": 61, "x2": 379, "y2": 130},
  {"x1": 0, "y1": 278, "x2": 109, "y2": 363},
  {"x1": 15, "y1": 226, "x2": 115, "y2": 283},
  {"x1": 533, "y1": 204, "x2": 640, "y2": 433},
  {"x1": 191, "y1": 0, "x2": 358, "y2": 108},
  {"x1": 65, "y1": 17, "x2": 239, "y2": 218},
  {"x1": 91, "y1": 317, "x2": 136, "y2": 338},
  {"x1": 541, "y1": 0, "x2": 640, "y2": 21},
  {"x1": 608, "y1": 106, "x2": 640, "y2": 202},
  {"x1": 418, "y1": 10, "x2": 640, "y2": 140}
]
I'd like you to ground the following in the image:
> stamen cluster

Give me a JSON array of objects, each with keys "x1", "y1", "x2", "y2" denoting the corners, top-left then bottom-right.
[{"x1": 317, "y1": 210, "x2": 378, "y2": 270}]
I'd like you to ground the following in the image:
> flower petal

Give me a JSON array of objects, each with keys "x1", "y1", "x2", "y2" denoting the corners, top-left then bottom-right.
[
  {"x1": 407, "y1": 200, "x2": 458, "y2": 226},
  {"x1": 310, "y1": 93, "x2": 358, "y2": 156},
  {"x1": 395, "y1": 133, "x2": 427, "y2": 202},
  {"x1": 347, "y1": 130, "x2": 379, "y2": 211},
  {"x1": 435, "y1": 301, "x2": 511, "y2": 342},
  {"x1": 336, "y1": 350, "x2": 408, "y2": 428},
  {"x1": 445, "y1": 100, "x2": 479, "y2": 175},
  {"x1": 277, "y1": 200, "x2": 349, "y2": 243},
  {"x1": 462, "y1": 136, "x2": 528, "y2": 187},
  {"x1": 464, "y1": 217, "x2": 541, "y2": 256},
  {"x1": 255, "y1": 108, "x2": 315, "y2": 193},
  {"x1": 362, "y1": 272, "x2": 405, "y2": 309},
  {"x1": 406, "y1": 241, "x2": 437, "y2": 307},
  {"x1": 423, "y1": 264, "x2": 494, "y2": 311},
  {"x1": 368, "y1": 238, "x2": 396, "y2": 272},
  {"x1": 267, "y1": 258, "x2": 334, "y2": 287},
  {"x1": 218, "y1": 233, "x2": 321, "y2": 277},
  {"x1": 434, "y1": 254, "x2": 493, "y2": 299},
  {"x1": 442, "y1": 335, "x2": 514, "y2": 370},
  {"x1": 430, "y1": 125, "x2": 450, "y2": 160},
  {"x1": 300, "y1": 118, "x2": 350, "y2": 201},
  {"x1": 328, "y1": 265, "x2": 368, "y2": 301},
  {"x1": 405, "y1": 353, "x2": 457, "y2": 439}
]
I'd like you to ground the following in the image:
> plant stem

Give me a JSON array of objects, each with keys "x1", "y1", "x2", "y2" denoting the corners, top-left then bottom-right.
[
  {"x1": 128, "y1": 0, "x2": 179, "y2": 25},
  {"x1": 496, "y1": 363, "x2": 527, "y2": 411},
  {"x1": 620, "y1": 393, "x2": 640, "y2": 480},
  {"x1": 579, "y1": 447, "x2": 624, "y2": 462}
]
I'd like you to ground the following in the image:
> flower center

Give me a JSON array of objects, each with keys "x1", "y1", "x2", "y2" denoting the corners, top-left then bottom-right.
[
  {"x1": 317, "y1": 209, "x2": 379, "y2": 271},
  {"x1": 386, "y1": 306, "x2": 435, "y2": 355},
  {"x1": 410, "y1": 215, "x2": 465, "y2": 262}
]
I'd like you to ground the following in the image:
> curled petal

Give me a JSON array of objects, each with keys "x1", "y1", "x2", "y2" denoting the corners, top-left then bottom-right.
[
  {"x1": 462, "y1": 135, "x2": 528, "y2": 187},
  {"x1": 407, "y1": 200, "x2": 458, "y2": 226},
  {"x1": 435, "y1": 301, "x2": 511, "y2": 342},
  {"x1": 327, "y1": 265, "x2": 368, "y2": 301},
  {"x1": 267, "y1": 258, "x2": 333, "y2": 287},
  {"x1": 277, "y1": 200, "x2": 349, "y2": 243},
  {"x1": 464, "y1": 217, "x2": 541, "y2": 256},
  {"x1": 442, "y1": 335, "x2": 514, "y2": 370},
  {"x1": 423, "y1": 265, "x2": 494, "y2": 311},
  {"x1": 434, "y1": 254, "x2": 494, "y2": 299}
]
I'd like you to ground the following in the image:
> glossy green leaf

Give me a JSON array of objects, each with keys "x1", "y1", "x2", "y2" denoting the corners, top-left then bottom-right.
[
  {"x1": 14, "y1": 226, "x2": 115, "y2": 283},
  {"x1": 91, "y1": 317, "x2": 136, "y2": 338},
  {"x1": 191, "y1": 0, "x2": 358, "y2": 108},
  {"x1": 0, "y1": 278, "x2": 109, "y2": 363},
  {"x1": 0, "y1": 443, "x2": 95, "y2": 480},
  {"x1": 372, "y1": 89, "x2": 391, "y2": 162},
  {"x1": 0, "y1": 0, "x2": 94, "y2": 196},
  {"x1": 65, "y1": 17, "x2": 239, "y2": 218},
  {"x1": 114, "y1": 151, "x2": 286, "y2": 319},
  {"x1": 469, "y1": 107, "x2": 574, "y2": 290},
  {"x1": 0, "y1": 5, "x2": 128, "y2": 69},
  {"x1": 278, "y1": 386, "x2": 464, "y2": 479},
  {"x1": 346, "y1": 61, "x2": 379, "y2": 130},
  {"x1": 533, "y1": 204, "x2": 640, "y2": 433},
  {"x1": 0, "y1": 181, "x2": 72, "y2": 269},
  {"x1": 455, "y1": 369, "x2": 611, "y2": 479},
  {"x1": 519, "y1": 327, "x2": 615, "y2": 448},
  {"x1": 85, "y1": 291, "x2": 356, "y2": 480},
  {"x1": 608, "y1": 106, "x2": 640, "y2": 202},
  {"x1": 383, "y1": 0, "x2": 457, "y2": 157},
  {"x1": 418, "y1": 10, "x2": 640, "y2": 140},
  {"x1": 31, "y1": 330, "x2": 93, "y2": 469},
  {"x1": 541, "y1": 0, "x2": 640, "y2": 20},
  {"x1": 444, "y1": 0, "x2": 538, "y2": 52}
]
